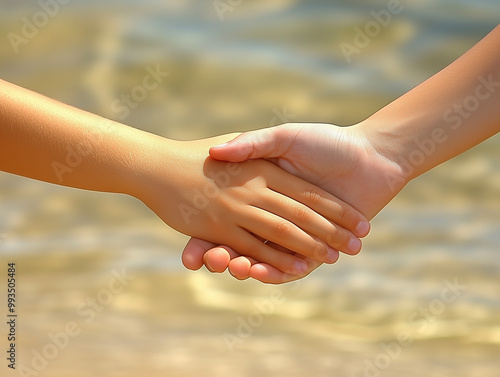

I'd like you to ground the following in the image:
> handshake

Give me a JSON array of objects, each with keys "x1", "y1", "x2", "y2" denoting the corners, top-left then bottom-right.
[
  {"x1": 179, "y1": 21, "x2": 500, "y2": 282},
  {"x1": 175, "y1": 25, "x2": 500, "y2": 283},
  {"x1": 178, "y1": 123, "x2": 402, "y2": 284},
  {"x1": 1, "y1": 26, "x2": 498, "y2": 284}
]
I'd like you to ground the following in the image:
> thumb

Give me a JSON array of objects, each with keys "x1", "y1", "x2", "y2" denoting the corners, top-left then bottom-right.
[{"x1": 209, "y1": 125, "x2": 296, "y2": 162}]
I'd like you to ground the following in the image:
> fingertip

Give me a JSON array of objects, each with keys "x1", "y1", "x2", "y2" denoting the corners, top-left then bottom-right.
[
  {"x1": 325, "y1": 247, "x2": 340, "y2": 264},
  {"x1": 182, "y1": 238, "x2": 218, "y2": 271},
  {"x1": 249, "y1": 263, "x2": 293, "y2": 284},
  {"x1": 181, "y1": 249, "x2": 204, "y2": 271},
  {"x1": 209, "y1": 142, "x2": 250, "y2": 162},
  {"x1": 343, "y1": 237, "x2": 362, "y2": 255},
  {"x1": 294, "y1": 260, "x2": 308, "y2": 275},
  {"x1": 182, "y1": 257, "x2": 203, "y2": 271},
  {"x1": 203, "y1": 248, "x2": 231, "y2": 273},
  {"x1": 355, "y1": 220, "x2": 371, "y2": 238},
  {"x1": 228, "y1": 256, "x2": 252, "y2": 280}
]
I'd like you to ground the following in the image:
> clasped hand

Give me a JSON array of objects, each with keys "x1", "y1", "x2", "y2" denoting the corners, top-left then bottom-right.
[
  {"x1": 182, "y1": 123, "x2": 406, "y2": 283},
  {"x1": 137, "y1": 134, "x2": 369, "y2": 278}
]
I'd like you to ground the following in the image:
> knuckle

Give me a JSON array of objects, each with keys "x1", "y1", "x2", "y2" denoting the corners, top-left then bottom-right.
[
  {"x1": 326, "y1": 227, "x2": 350, "y2": 249},
  {"x1": 303, "y1": 189, "x2": 323, "y2": 206},
  {"x1": 272, "y1": 220, "x2": 293, "y2": 238},
  {"x1": 293, "y1": 205, "x2": 312, "y2": 223},
  {"x1": 334, "y1": 203, "x2": 349, "y2": 225},
  {"x1": 243, "y1": 242, "x2": 264, "y2": 260},
  {"x1": 312, "y1": 242, "x2": 329, "y2": 260},
  {"x1": 326, "y1": 225, "x2": 340, "y2": 241},
  {"x1": 336, "y1": 201, "x2": 360, "y2": 230}
]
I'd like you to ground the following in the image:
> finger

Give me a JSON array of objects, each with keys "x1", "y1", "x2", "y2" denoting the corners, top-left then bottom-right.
[
  {"x1": 266, "y1": 164, "x2": 370, "y2": 237},
  {"x1": 249, "y1": 263, "x2": 295, "y2": 284},
  {"x1": 240, "y1": 206, "x2": 339, "y2": 263},
  {"x1": 249, "y1": 190, "x2": 349, "y2": 261},
  {"x1": 265, "y1": 168, "x2": 369, "y2": 249},
  {"x1": 209, "y1": 125, "x2": 298, "y2": 162},
  {"x1": 268, "y1": 167, "x2": 369, "y2": 236},
  {"x1": 250, "y1": 257, "x2": 323, "y2": 284},
  {"x1": 203, "y1": 237, "x2": 297, "y2": 278},
  {"x1": 203, "y1": 244, "x2": 248, "y2": 273},
  {"x1": 228, "y1": 227, "x2": 309, "y2": 276},
  {"x1": 228, "y1": 256, "x2": 253, "y2": 280},
  {"x1": 182, "y1": 238, "x2": 216, "y2": 271},
  {"x1": 203, "y1": 247, "x2": 232, "y2": 273},
  {"x1": 248, "y1": 240, "x2": 323, "y2": 284}
]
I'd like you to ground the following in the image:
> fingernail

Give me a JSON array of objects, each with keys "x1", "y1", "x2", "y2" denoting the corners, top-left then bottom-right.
[
  {"x1": 205, "y1": 259, "x2": 215, "y2": 272},
  {"x1": 294, "y1": 261, "x2": 307, "y2": 274},
  {"x1": 327, "y1": 248, "x2": 339, "y2": 263},
  {"x1": 356, "y1": 221, "x2": 370, "y2": 237},
  {"x1": 347, "y1": 237, "x2": 362, "y2": 254},
  {"x1": 212, "y1": 142, "x2": 229, "y2": 148}
]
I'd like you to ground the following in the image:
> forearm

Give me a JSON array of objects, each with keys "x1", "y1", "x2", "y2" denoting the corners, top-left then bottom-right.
[
  {"x1": 0, "y1": 79, "x2": 169, "y2": 197},
  {"x1": 358, "y1": 25, "x2": 500, "y2": 182}
]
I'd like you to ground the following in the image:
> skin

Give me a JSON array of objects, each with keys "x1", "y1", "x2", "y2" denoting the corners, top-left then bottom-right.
[
  {"x1": 0, "y1": 79, "x2": 369, "y2": 275},
  {"x1": 183, "y1": 24, "x2": 500, "y2": 284}
]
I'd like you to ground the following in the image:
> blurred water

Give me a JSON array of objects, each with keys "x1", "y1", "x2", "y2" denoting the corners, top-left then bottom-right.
[{"x1": 0, "y1": 1, "x2": 499, "y2": 376}]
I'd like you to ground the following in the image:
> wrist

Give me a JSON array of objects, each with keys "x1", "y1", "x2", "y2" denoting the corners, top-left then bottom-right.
[
  {"x1": 351, "y1": 119, "x2": 412, "y2": 188},
  {"x1": 120, "y1": 129, "x2": 180, "y2": 201}
]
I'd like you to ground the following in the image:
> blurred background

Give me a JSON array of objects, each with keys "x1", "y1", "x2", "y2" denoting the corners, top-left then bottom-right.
[{"x1": 1, "y1": 1, "x2": 499, "y2": 376}]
